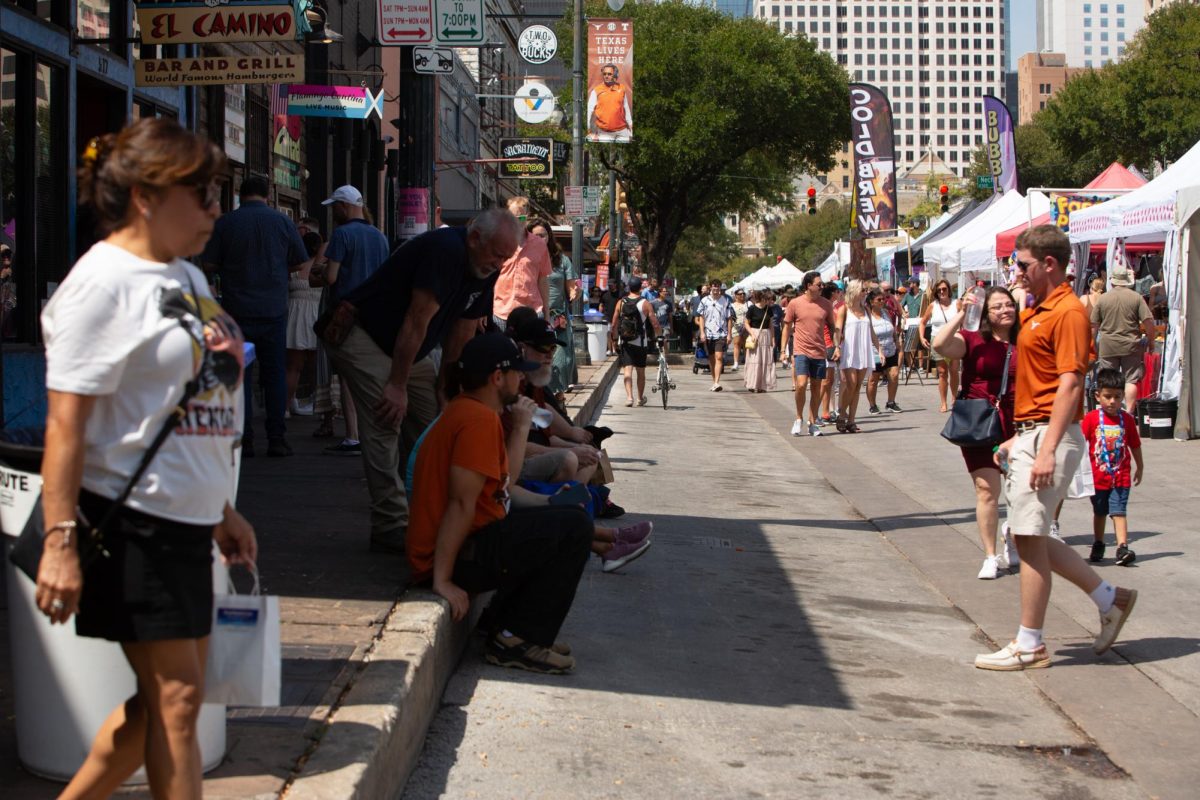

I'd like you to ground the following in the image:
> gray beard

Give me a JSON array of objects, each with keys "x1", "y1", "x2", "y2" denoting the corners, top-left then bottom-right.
[{"x1": 529, "y1": 364, "x2": 553, "y2": 387}]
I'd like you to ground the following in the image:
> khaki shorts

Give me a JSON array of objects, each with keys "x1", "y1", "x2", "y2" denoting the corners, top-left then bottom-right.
[
  {"x1": 1098, "y1": 351, "x2": 1145, "y2": 384},
  {"x1": 1004, "y1": 425, "x2": 1085, "y2": 536},
  {"x1": 520, "y1": 450, "x2": 573, "y2": 482}
]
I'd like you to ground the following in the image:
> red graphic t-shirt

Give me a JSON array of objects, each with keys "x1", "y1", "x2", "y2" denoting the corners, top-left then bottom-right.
[{"x1": 1082, "y1": 409, "x2": 1141, "y2": 490}]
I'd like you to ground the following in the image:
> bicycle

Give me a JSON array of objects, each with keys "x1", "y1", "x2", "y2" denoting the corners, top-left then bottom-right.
[{"x1": 650, "y1": 336, "x2": 677, "y2": 409}]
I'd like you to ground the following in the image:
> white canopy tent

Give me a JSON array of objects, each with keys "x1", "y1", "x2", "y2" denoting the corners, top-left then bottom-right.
[
  {"x1": 728, "y1": 259, "x2": 811, "y2": 293},
  {"x1": 728, "y1": 265, "x2": 777, "y2": 293},
  {"x1": 1069, "y1": 137, "x2": 1200, "y2": 408},
  {"x1": 1171, "y1": 186, "x2": 1200, "y2": 438},
  {"x1": 924, "y1": 192, "x2": 1050, "y2": 272}
]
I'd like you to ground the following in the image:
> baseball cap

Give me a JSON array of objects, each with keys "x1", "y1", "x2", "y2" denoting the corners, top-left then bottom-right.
[
  {"x1": 457, "y1": 333, "x2": 540, "y2": 375},
  {"x1": 321, "y1": 185, "x2": 363, "y2": 206},
  {"x1": 509, "y1": 316, "x2": 559, "y2": 348},
  {"x1": 1109, "y1": 265, "x2": 1134, "y2": 286}
]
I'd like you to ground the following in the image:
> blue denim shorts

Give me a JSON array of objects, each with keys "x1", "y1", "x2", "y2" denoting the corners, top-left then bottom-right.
[
  {"x1": 793, "y1": 354, "x2": 827, "y2": 380},
  {"x1": 1091, "y1": 486, "x2": 1130, "y2": 517}
]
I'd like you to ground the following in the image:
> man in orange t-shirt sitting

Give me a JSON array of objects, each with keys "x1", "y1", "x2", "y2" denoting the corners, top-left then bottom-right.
[
  {"x1": 976, "y1": 225, "x2": 1137, "y2": 672},
  {"x1": 408, "y1": 332, "x2": 593, "y2": 674},
  {"x1": 586, "y1": 63, "x2": 632, "y2": 143}
]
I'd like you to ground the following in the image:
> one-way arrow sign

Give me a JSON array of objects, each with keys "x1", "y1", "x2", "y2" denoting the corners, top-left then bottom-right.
[
  {"x1": 378, "y1": 1, "x2": 433, "y2": 45},
  {"x1": 433, "y1": 0, "x2": 484, "y2": 45}
]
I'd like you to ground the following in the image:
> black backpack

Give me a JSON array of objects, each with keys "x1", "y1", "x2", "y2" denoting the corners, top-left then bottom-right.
[{"x1": 618, "y1": 296, "x2": 643, "y2": 342}]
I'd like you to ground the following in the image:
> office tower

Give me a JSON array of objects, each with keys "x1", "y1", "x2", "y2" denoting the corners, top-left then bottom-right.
[{"x1": 1036, "y1": 0, "x2": 1145, "y2": 68}]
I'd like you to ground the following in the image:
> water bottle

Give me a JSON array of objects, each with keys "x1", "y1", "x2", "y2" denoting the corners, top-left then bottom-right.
[
  {"x1": 530, "y1": 407, "x2": 554, "y2": 429},
  {"x1": 962, "y1": 281, "x2": 987, "y2": 332}
]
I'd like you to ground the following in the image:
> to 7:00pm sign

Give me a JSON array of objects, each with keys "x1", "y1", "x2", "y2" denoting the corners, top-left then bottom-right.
[{"x1": 433, "y1": 0, "x2": 484, "y2": 45}]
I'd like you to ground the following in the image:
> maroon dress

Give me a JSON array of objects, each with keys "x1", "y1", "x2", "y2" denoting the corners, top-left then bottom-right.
[{"x1": 959, "y1": 330, "x2": 1017, "y2": 473}]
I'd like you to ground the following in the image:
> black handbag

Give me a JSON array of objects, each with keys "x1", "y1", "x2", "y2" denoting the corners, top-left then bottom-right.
[{"x1": 940, "y1": 344, "x2": 1012, "y2": 448}]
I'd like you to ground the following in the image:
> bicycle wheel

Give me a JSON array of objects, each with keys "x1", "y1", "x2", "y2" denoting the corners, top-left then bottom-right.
[{"x1": 659, "y1": 365, "x2": 670, "y2": 409}]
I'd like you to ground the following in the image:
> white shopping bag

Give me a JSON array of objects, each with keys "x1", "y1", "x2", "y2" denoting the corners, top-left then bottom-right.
[
  {"x1": 1067, "y1": 453, "x2": 1095, "y2": 499},
  {"x1": 205, "y1": 565, "x2": 281, "y2": 707}
]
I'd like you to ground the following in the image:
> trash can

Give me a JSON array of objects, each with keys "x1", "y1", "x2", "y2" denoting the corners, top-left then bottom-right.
[
  {"x1": 1140, "y1": 398, "x2": 1178, "y2": 440},
  {"x1": 583, "y1": 311, "x2": 609, "y2": 363},
  {"x1": 0, "y1": 432, "x2": 226, "y2": 783}
]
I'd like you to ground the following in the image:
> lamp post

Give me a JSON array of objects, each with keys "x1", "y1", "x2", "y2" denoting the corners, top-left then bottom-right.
[{"x1": 571, "y1": 0, "x2": 584, "y2": 290}]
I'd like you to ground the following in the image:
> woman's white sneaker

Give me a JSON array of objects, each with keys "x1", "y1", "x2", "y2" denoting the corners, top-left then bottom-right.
[{"x1": 977, "y1": 555, "x2": 1000, "y2": 580}]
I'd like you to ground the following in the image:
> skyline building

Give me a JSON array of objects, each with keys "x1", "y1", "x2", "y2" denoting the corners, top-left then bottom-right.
[
  {"x1": 1035, "y1": 0, "x2": 1145, "y2": 68},
  {"x1": 753, "y1": 1, "x2": 1007, "y2": 178}
]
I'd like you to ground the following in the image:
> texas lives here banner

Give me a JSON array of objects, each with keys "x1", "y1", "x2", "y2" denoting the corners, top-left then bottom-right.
[
  {"x1": 850, "y1": 84, "x2": 897, "y2": 237},
  {"x1": 587, "y1": 19, "x2": 633, "y2": 143}
]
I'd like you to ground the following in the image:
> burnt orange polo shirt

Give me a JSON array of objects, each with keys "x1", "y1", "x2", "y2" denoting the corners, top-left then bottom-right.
[
  {"x1": 591, "y1": 83, "x2": 629, "y2": 131},
  {"x1": 1014, "y1": 282, "x2": 1090, "y2": 423}
]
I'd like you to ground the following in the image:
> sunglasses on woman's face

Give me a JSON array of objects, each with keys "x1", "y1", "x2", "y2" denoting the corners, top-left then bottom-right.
[{"x1": 192, "y1": 182, "x2": 221, "y2": 209}]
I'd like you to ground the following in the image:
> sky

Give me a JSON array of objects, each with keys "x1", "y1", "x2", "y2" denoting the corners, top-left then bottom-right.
[{"x1": 1010, "y1": 0, "x2": 1037, "y2": 70}]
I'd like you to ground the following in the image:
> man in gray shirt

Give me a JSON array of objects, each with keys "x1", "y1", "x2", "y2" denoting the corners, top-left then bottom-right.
[{"x1": 1092, "y1": 264, "x2": 1156, "y2": 413}]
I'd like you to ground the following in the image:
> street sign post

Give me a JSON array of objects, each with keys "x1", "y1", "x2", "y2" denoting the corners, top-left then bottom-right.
[
  {"x1": 413, "y1": 46, "x2": 454, "y2": 74},
  {"x1": 976, "y1": 175, "x2": 994, "y2": 190},
  {"x1": 433, "y1": 0, "x2": 484, "y2": 45},
  {"x1": 864, "y1": 235, "x2": 906, "y2": 249},
  {"x1": 377, "y1": 0, "x2": 433, "y2": 45}
]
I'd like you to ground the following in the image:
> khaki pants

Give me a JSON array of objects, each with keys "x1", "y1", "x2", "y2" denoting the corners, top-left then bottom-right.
[{"x1": 326, "y1": 325, "x2": 439, "y2": 538}]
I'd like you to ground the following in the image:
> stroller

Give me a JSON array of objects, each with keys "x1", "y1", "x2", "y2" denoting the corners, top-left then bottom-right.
[{"x1": 692, "y1": 342, "x2": 711, "y2": 374}]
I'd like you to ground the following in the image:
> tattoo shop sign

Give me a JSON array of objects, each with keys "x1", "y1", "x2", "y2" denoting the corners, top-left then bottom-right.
[
  {"x1": 135, "y1": 54, "x2": 304, "y2": 86},
  {"x1": 136, "y1": 0, "x2": 296, "y2": 46},
  {"x1": 498, "y1": 138, "x2": 554, "y2": 180}
]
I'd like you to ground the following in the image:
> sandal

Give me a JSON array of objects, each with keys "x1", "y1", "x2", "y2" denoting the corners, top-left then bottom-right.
[
  {"x1": 835, "y1": 417, "x2": 847, "y2": 433},
  {"x1": 313, "y1": 416, "x2": 335, "y2": 438},
  {"x1": 846, "y1": 423, "x2": 861, "y2": 434}
]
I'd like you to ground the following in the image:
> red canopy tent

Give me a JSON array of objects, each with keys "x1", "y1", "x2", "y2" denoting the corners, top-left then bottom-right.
[{"x1": 994, "y1": 162, "x2": 1149, "y2": 257}]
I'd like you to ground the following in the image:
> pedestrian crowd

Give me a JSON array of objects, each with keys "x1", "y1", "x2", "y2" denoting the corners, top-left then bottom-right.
[{"x1": 22, "y1": 119, "x2": 1159, "y2": 797}]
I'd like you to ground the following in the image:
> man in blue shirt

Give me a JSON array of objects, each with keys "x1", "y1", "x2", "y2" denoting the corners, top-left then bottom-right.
[
  {"x1": 202, "y1": 175, "x2": 308, "y2": 457},
  {"x1": 310, "y1": 185, "x2": 391, "y2": 456}
]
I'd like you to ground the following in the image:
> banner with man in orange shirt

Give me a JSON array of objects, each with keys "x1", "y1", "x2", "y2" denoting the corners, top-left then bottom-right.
[{"x1": 587, "y1": 19, "x2": 633, "y2": 143}]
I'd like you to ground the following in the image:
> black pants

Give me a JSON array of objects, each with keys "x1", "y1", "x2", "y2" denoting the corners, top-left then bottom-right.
[{"x1": 454, "y1": 506, "x2": 592, "y2": 646}]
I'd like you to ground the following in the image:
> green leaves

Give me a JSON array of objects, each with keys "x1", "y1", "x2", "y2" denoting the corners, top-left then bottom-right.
[{"x1": 561, "y1": 1, "x2": 847, "y2": 279}]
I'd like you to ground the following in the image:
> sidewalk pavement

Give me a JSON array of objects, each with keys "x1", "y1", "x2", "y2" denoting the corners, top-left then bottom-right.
[{"x1": 0, "y1": 355, "x2": 620, "y2": 800}]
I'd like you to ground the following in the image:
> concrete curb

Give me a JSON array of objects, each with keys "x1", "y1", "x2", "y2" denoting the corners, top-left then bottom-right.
[{"x1": 283, "y1": 358, "x2": 621, "y2": 799}]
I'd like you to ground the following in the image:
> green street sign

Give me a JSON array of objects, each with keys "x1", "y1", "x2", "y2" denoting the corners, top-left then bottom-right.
[
  {"x1": 976, "y1": 175, "x2": 994, "y2": 189},
  {"x1": 433, "y1": 0, "x2": 484, "y2": 45}
]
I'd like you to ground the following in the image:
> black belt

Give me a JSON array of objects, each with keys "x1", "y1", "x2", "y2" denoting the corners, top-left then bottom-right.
[{"x1": 1015, "y1": 418, "x2": 1051, "y2": 433}]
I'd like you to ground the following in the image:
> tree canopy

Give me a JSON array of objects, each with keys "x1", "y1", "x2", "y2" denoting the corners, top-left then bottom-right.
[
  {"x1": 767, "y1": 201, "x2": 853, "y2": 271},
  {"x1": 561, "y1": 1, "x2": 848, "y2": 281}
]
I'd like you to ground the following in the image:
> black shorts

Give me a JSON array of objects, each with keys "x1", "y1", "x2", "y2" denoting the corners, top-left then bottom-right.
[
  {"x1": 618, "y1": 342, "x2": 649, "y2": 368},
  {"x1": 75, "y1": 490, "x2": 216, "y2": 642},
  {"x1": 874, "y1": 353, "x2": 899, "y2": 373}
]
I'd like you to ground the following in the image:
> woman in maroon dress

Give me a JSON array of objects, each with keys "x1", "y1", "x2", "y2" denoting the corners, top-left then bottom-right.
[{"x1": 933, "y1": 286, "x2": 1020, "y2": 580}]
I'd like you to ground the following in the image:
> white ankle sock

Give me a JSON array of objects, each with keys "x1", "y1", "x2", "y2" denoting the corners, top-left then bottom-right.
[
  {"x1": 1090, "y1": 581, "x2": 1116, "y2": 613},
  {"x1": 1016, "y1": 626, "x2": 1043, "y2": 651}
]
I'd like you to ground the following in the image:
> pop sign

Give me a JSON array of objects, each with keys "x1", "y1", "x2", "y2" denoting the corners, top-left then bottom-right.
[{"x1": 518, "y1": 25, "x2": 558, "y2": 65}]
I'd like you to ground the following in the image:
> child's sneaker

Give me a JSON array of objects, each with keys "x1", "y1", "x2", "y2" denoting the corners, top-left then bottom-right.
[
  {"x1": 1089, "y1": 540, "x2": 1106, "y2": 563},
  {"x1": 1049, "y1": 520, "x2": 1064, "y2": 542},
  {"x1": 1115, "y1": 544, "x2": 1137, "y2": 566}
]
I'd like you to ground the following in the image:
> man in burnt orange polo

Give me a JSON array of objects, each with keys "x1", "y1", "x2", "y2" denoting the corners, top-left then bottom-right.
[
  {"x1": 976, "y1": 225, "x2": 1137, "y2": 671},
  {"x1": 586, "y1": 63, "x2": 632, "y2": 143}
]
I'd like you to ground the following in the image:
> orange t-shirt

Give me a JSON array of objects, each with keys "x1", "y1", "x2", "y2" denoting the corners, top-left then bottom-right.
[
  {"x1": 591, "y1": 83, "x2": 629, "y2": 131},
  {"x1": 493, "y1": 234, "x2": 551, "y2": 319},
  {"x1": 1014, "y1": 282, "x2": 1090, "y2": 423},
  {"x1": 783, "y1": 295, "x2": 836, "y2": 359},
  {"x1": 407, "y1": 395, "x2": 510, "y2": 581}
]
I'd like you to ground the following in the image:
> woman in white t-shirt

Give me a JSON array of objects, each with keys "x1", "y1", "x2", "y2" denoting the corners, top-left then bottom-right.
[
  {"x1": 919, "y1": 278, "x2": 961, "y2": 412},
  {"x1": 37, "y1": 118, "x2": 257, "y2": 798}
]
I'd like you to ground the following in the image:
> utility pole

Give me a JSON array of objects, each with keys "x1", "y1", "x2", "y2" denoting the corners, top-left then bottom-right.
[{"x1": 571, "y1": 0, "x2": 585, "y2": 287}]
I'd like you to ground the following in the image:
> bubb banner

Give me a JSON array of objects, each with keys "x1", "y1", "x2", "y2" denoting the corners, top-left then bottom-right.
[
  {"x1": 983, "y1": 96, "x2": 1018, "y2": 195},
  {"x1": 849, "y1": 84, "x2": 897, "y2": 237}
]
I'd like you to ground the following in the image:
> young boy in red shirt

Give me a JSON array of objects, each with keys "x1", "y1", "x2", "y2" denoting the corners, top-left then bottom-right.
[{"x1": 1082, "y1": 368, "x2": 1144, "y2": 566}]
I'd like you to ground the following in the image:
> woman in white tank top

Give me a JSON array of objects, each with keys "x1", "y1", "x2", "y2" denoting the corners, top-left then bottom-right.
[
  {"x1": 834, "y1": 280, "x2": 886, "y2": 433},
  {"x1": 919, "y1": 278, "x2": 961, "y2": 412}
]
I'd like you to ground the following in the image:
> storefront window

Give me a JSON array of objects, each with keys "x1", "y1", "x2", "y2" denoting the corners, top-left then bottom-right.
[{"x1": 0, "y1": 47, "x2": 67, "y2": 343}]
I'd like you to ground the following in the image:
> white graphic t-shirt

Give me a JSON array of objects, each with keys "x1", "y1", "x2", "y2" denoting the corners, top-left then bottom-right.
[{"x1": 42, "y1": 242, "x2": 244, "y2": 525}]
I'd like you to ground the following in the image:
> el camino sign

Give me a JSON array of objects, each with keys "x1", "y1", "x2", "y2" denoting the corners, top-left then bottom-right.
[{"x1": 136, "y1": 0, "x2": 297, "y2": 46}]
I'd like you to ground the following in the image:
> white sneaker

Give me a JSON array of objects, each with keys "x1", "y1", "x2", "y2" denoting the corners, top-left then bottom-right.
[
  {"x1": 808, "y1": 423, "x2": 822, "y2": 437},
  {"x1": 790, "y1": 419, "x2": 803, "y2": 437},
  {"x1": 1002, "y1": 523, "x2": 1020, "y2": 567},
  {"x1": 1049, "y1": 520, "x2": 1064, "y2": 542},
  {"x1": 730, "y1": 364, "x2": 739, "y2": 372},
  {"x1": 995, "y1": 546, "x2": 1009, "y2": 571},
  {"x1": 977, "y1": 555, "x2": 999, "y2": 580}
]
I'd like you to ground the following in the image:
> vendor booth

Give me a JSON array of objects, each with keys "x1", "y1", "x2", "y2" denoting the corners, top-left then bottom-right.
[
  {"x1": 1172, "y1": 185, "x2": 1200, "y2": 439},
  {"x1": 1069, "y1": 137, "x2": 1200, "y2": 437},
  {"x1": 924, "y1": 191, "x2": 1051, "y2": 291}
]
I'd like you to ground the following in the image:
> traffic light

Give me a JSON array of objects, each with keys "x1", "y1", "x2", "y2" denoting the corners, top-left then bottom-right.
[
  {"x1": 807, "y1": 186, "x2": 817, "y2": 215},
  {"x1": 939, "y1": 184, "x2": 950, "y2": 213},
  {"x1": 616, "y1": 184, "x2": 628, "y2": 213}
]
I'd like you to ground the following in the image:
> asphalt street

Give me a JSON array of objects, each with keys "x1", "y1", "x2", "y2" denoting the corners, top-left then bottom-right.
[{"x1": 402, "y1": 361, "x2": 1198, "y2": 799}]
